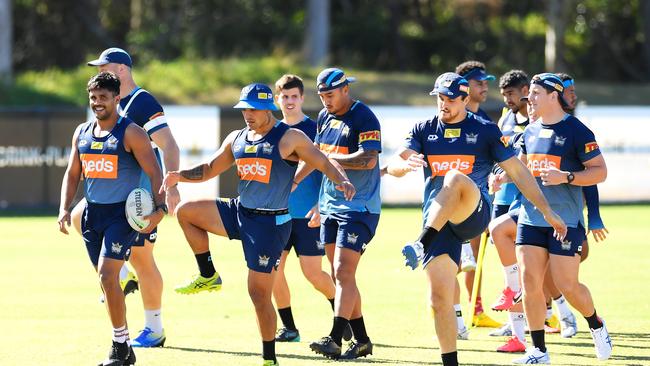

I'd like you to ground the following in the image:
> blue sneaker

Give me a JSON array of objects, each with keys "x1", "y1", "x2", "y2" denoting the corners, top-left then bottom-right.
[
  {"x1": 402, "y1": 241, "x2": 424, "y2": 270},
  {"x1": 132, "y1": 327, "x2": 166, "y2": 348}
]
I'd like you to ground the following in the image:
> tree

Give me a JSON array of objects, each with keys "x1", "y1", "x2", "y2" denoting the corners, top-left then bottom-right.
[
  {"x1": 0, "y1": 0, "x2": 11, "y2": 84},
  {"x1": 303, "y1": 0, "x2": 329, "y2": 67}
]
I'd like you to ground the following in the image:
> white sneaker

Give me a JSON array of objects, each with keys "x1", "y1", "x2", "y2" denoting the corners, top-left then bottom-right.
[
  {"x1": 460, "y1": 243, "x2": 476, "y2": 272},
  {"x1": 512, "y1": 347, "x2": 550, "y2": 364},
  {"x1": 560, "y1": 312, "x2": 578, "y2": 338},
  {"x1": 590, "y1": 318, "x2": 612, "y2": 360},
  {"x1": 489, "y1": 323, "x2": 513, "y2": 337},
  {"x1": 457, "y1": 327, "x2": 470, "y2": 340}
]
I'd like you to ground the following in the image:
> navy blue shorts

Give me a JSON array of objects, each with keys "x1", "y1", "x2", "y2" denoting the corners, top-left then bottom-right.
[
  {"x1": 216, "y1": 198, "x2": 292, "y2": 273},
  {"x1": 285, "y1": 218, "x2": 324, "y2": 256},
  {"x1": 320, "y1": 211, "x2": 380, "y2": 253},
  {"x1": 423, "y1": 194, "x2": 491, "y2": 267},
  {"x1": 134, "y1": 227, "x2": 158, "y2": 246},
  {"x1": 82, "y1": 201, "x2": 138, "y2": 267},
  {"x1": 516, "y1": 223, "x2": 585, "y2": 257},
  {"x1": 491, "y1": 203, "x2": 511, "y2": 221}
]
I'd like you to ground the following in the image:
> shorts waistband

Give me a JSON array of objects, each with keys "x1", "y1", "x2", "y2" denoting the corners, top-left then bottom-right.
[{"x1": 241, "y1": 206, "x2": 289, "y2": 216}]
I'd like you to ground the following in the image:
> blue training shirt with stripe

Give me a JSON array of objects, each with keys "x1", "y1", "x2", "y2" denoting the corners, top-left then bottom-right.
[{"x1": 286, "y1": 117, "x2": 322, "y2": 219}]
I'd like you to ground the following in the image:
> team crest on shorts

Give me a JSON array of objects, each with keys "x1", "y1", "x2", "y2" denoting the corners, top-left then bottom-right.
[
  {"x1": 561, "y1": 239, "x2": 572, "y2": 251},
  {"x1": 258, "y1": 255, "x2": 270, "y2": 267},
  {"x1": 316, "y1": 240, "x2": 325, "y2": 250},
  {"x1": 261, "y1": 142, "x2": 273, "y2": 155},
  {"x1": 347, "y1": 233, "x2": 359, "y2": 245},
  {"x1": 111, "y1": 242, "x2": 123, "y2": 254}
]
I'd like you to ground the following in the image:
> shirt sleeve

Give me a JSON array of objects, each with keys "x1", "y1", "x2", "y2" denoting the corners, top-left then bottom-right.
[
  {"x1": 583, "y1": 184, "x2": 604, "y2": 230},
  {"x1": 129, "y1": 92, "x2": 168, "y2": 136},
  {"x1": 356, "y1": 107, "x2": 382, "y2": 152},
  {"x1": 574, "y1": 122, "x2": 601, "y2": 163},
  {"x1": 488, "y1": 123, "x2": 515, "y2": 163},
  {"x1": 403, "y1": 121, "x2": 424, "y2": 153}
]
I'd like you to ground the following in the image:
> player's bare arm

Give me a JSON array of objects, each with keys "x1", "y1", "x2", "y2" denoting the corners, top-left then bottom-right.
[
  {"x1": 57, "y1": 126, "x2": 83, "y2": 234},
  {"x1": 161, "y1": 130, "x2": 238, "y2": 191},
  {"x1": 500, "y1": 154, "x2": 567, "y2": 240},
  {"x1": 539, "y1": 154, "x2": 607, "y2": 186},
  {"x1": 150, "y1": 126, "x2": 181, "y2": 213},
  {"x1": 386, "y1": 147, "x2": 427, "y2": 177},
  {"x1": 328, "y1": 148, "x2": 378, "y2": 170}
]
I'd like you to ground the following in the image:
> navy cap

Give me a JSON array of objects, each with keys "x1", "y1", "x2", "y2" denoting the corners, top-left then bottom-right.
[
  {"x1": 233, "y1": 83, "x2": 278, "y2": 111},
  {"x1": 429, "y1": 72, "x2": 470, "y2": 99},
  {"x1": 461, "y1": 67, "x2": 496, "y2": 82},
  {"x1": 531, "y1": 73, "x2": 568, "y2": 106},
  {"x1": 87, "y1": 48, "x2": 132, "y2": 67},
  {"x1": 316, "y1": 68, "x2": 356, "y2": 93}
]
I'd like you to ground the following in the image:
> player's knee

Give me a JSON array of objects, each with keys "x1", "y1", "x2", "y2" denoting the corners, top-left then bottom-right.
[
  {"x1": 442, "y1": 169, "x2": 469, "y2": 187},
  {"x1": 175, "y1": 201, "x2": 191, "y2": 222},
  {"x1": 248, "y1": 282, "x2": 272, "y2": 305},
  {"x1": 429, "y1": 287, "x2": 453, "y2": 312},
  {"x1": 98, "y1": 270, "x2": 119, "y2": 289},
  {"x1": 554, "y1": 278, "x2": 579, "y2": 297},
  {"x1": 520, "y1": 271, "x2": 542, "y2": 293},
  {"x1": 334, "y1": 266, "x2": 355, "y2": 285}
]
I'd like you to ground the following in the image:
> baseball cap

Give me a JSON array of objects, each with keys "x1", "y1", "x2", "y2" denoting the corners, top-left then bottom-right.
[
  {"x1": 429, "y1": 72, "x2": 470, "y2": 99},
  {"x1": 531, "y1": 73, "x2": 568, "y2": 106},
  {"x1": 233, "y1": 83, "x2": 278, "y2": 111},
  {"x1": 461, "y1": 67, "x2": 496, "y2": 81},
  {"x1": 87, "y1": 48, "x2": 133, "y2": 67},
  {"x1": 316, "y1": 68, "x2": 356, "y2": 93}
]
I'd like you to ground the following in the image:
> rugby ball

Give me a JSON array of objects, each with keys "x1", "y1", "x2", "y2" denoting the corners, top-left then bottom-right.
[{"x1": 125, "y1": 188, "x2": 155, "y2": 231}]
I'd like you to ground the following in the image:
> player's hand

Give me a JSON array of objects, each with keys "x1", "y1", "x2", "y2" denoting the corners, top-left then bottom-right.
[
  {"x1": 160, "y1": 171, "x2": 181, "y2": 193},
  {"x1": 306, "y1": 205, "x2": 321, "y2": 228},
  {"x1": 539, "y1": 167, "x2": 568, "y2": 186},
  {"x1": 141, "y1": 209, "x2": 164, "y2": 233},
  {"x1": 335, "y1": 180, "x2": 356, "y2": 201},
  {"x1": 489, "y1": 172, "x2": 507, "y2": 193},
  {"x1": 543, "y1": 210, "x2": 567, "y2": 241},
  {"x1": 405, "y1": 153, "x2": 427, "y2": 172},
  {"x1": 588, "y1": 227, "x2": 609, "y2": 242},
  {"x1": 57, "y1": 209, "x2": 71, "y2": 235},
  {"x1": 165, "y1": 184, "x2": 181, "y2": 215}
]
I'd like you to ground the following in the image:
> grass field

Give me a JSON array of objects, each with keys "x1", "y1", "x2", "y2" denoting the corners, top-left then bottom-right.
[{"x1": 1, "y1": 206, "x2": 649, "y2": 365}]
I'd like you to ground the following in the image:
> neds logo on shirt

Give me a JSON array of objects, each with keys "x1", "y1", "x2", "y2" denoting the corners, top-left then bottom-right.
[
  {"x1": 426, "y1": 155, "x2": 475, "y2": 176},
  {"x1": 527, "y1": 154, "x2": 562, "y2": 177},
  {"x1": 80, "y1": 154, "x2": 118, "y2": 179},
  {"x1": 236, "y1": 158, "x2": 272, "y2": 183}
]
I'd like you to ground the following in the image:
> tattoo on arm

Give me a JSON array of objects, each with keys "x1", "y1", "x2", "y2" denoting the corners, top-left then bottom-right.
[
  {"x1": 334, "y1": 150, "x2": 378, "y2": 169},
  {"x1": 181, "y1": 165, "x2": 205, "y2": 180}
]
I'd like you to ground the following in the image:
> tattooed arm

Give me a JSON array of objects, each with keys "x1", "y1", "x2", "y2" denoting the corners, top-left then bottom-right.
[{"x1": 328, "y1": 149, "x2": 378, "y2": 170}]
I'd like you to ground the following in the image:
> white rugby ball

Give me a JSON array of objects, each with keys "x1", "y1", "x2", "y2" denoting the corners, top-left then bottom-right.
[{"x1": 125, "y1": 188, "x2": 154, "y2": 231}]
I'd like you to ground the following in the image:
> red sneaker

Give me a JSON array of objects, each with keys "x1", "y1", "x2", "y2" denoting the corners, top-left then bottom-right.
[
  {"x1": 496, "y1": 336, "x2": 526, "y2": 353},
  {"x1": 491, "y1": 287, "x2": 516, "y2": 311}
]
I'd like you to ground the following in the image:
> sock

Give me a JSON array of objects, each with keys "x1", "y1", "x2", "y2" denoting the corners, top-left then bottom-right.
[
  {"x1": 262, "y1": 340, "x2": 276, "y2": 362},
  {"x1": 553, "y1": 295, "x2": 573, "y2": 319},
  {"x1": 545, "y1": 305, "x2": 553, "y2": 320},
  {"x1": 119, "y1": 264, "x2": 130, "y2": 282},
  {"x1": 454, "y1": 304, "x2": 465, "y2": 331},
  {"x1": 328, "y1": 316, "x2": 349, "y2": 346},
  {"x1": 328, "y1": 298, "x2": 335, "y2": 311},
  {"x1": 585, "y1": 310, "x2": 603, "y2": 329},
  {"x1": 278, "y1": 307, "x2": 297, "y2": 331},
  {"x1": 530, "y1": 329, "x2": 546, "y2": 353},
  {"x1": 195, "y1": 251, "x2": 216, "y2": 278},
  {"x1": 510, "y1": 312, "x2": 527, "y2": 344},
  {"x1": 417, "y1": 226, "x2": 439, "y2": 251},
  {"x1": 474, "y1": 296, "x2": 484, "y2": 315},
  {"x1": 503, "y1": 264, "x2": 520, "y2": 292},
  {"x1": 144, "y1": 309, "x2": 163, "y2": 334},
  {"x1": 113, "y1": 325, "x2": 129, "y2": 343},
  {"x1": 441, "y1": 351, "x2": 459, "y2": 366},
  {"x1": 349, "y1": 317, "x2": 370, "y2": 343}
]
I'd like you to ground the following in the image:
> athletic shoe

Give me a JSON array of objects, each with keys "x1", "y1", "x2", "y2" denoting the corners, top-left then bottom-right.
[
  {"x1": 492, "y1": 287, "x2": 517, "y2": 311},
  {"x1": 309, "y1": 336, "x2": 341, "y2": 359},
  {"x1": 126, "y1": 346, "x2": 136, "y2": 366},
  {"x1": 460, "y1": 244, "x2": 477, "y2": 272},
  {"x1": 340, "y1": 340, "x2": 373, "y2": 359},
  {"x1": 513, "y1": 290, "x2": 523, "y2": 304},
  {"x1": 343, "y1": 323, "x2": 353, "y2": 341},
  {"x1": 98, "y1": 340, "x2": 130, "y2": 366},
  {"x1": 497, "y1": 336, "x2": 526, "y2": 353},
  {"x1": 472, "y1": 312, "x2": 503, "y2": 328},
  {"x1": 512, "y1": 347, "x2": 550, "y2": 364},
  {"x1": 457, "y1": 327, "x2": 470, "y2": 340},
  {"x1": 174, "y1": 272, "x2": 222, "y2": 295},
  {"x1": 99, "y1": 271, "x2": 139, "y2": 303},
  {"x1": 262, "y1": 361, "x2": 279, "y2": 366},
  {"x1": 524, "y1": 323, "x2": 559, "y2": 334},
  {"x1": 590, "y1": 317, "x2": 612, "y2": 360},
  {"x1": 560, "y1": 313, "x2": 578, "y2": 338},
  {"x1": 544, "y1": 316, "x2": 560, "y2": 334},
  {"x1": 489, "y1": 323, "x2": 513, "y2": 337},
  {"x1": 275, "y1": 327, "x2": 300, "y2": 342},
  {"x1": 132, "y1": 327, "x2": 166, "y2": 347},
  {"x1": 402, "y1": 241, "x2": 424, "y2": 270}
]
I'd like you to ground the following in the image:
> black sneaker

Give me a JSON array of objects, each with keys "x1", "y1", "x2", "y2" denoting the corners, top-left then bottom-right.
[
  {"x1": 98, "y1": 341, "x2": 129, "y2": 366},
  {"x1": 340, "y1": 340, "x2": 373, "y2": 359},
  {"x1": 343, "y1": 323, "x2": 353, "y2": 341},
  {"x1": 309, "y1": 336, "x2": 341, "y2": 359},
  {"x1": 275, "y1": 327, "x2": 300, "y2": 342},
  {"x1": 126, "y1": 346, "x2": 136, "y2": 365}
]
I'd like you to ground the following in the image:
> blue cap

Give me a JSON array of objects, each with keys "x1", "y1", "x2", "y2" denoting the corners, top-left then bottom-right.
[
  {"x1": 317, "y1": 68, "x2": 356, "y2": 93},
  {"x1": 87, "y1": 48, "x2": 132, "y2": 67},
  {"x1": 531, "y1": 73, "x2": 568, "y2": 106},
  {"x1": 461, "y1": 67, "x2": 496, "y2": 82},
  {"x1": 233, "y1": 83, "x2": 278, "y2": 111},
  {"x1": 429, "y1": 72, "x2": 470, "y2": 99}
]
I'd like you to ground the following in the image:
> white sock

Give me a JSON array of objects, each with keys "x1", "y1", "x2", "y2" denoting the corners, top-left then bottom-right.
[
  {"x1": 509, "y1": 312, "x2": 527, "y2": 344},
  {"x1": 119, "y1": 264, "x2": 130, "y2": 282},
  {"x1": 113, "y1": 325, "x2": 129, "y2": 343},
  {"x1": 503, "y1": 264, "x2": 520, "y2": 292},
  {"x1": 461, "y1": 243, "x2": 475, "y2": 261},
  {"x1": 454, "y1": 304, "x2": 465, "y2": 331},
  {"x1": 145, "y1": 309, "x2": 163, "y2": 334},
  {"x1": 554, "y1": 295, "x2": 573, "y2": 319},
  {"x1": 546, "y1": 306, "x2": 553, "y2": 320}
]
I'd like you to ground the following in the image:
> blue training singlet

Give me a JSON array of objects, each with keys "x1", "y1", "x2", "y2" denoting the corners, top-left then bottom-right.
[
  {"x1": 494, "y1": 109, "x2": 530, "y2": 205},
  {"x1": 231, "y1": 121, "x2": 297, "y2": 210},
  {"x1": 286, "y1": 117, "x2": 322, "y2": 218},
  {"x1": 77, "y1": 117, "x2": 142, "y2": 204}
]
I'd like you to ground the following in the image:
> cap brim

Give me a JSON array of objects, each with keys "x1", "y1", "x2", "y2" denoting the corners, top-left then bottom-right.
[
  {"x1": 429, "y1": 88, "x2": 463, "y2": 98},
  {"x1": 477, "y1": 74, "x2": 496, "y2": 81},
  {"x1": 87, "y1": 59, "x2": 109, "y2": 66},
  {"x1": 233, "y1": 101, "x2": 278, "y2": 111}
]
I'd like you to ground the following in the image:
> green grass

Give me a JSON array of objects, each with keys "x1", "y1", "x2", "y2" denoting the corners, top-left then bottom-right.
[{"x1": 1, "y1": 206, "x2": 649, "y2": 365}]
